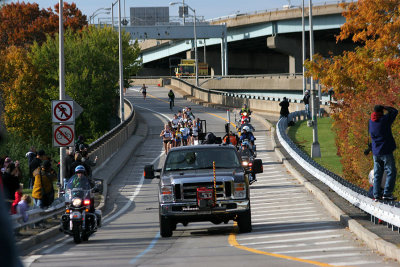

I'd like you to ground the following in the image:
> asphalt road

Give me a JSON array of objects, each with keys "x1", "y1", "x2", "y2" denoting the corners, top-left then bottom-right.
[{"x1": 22, "y1": 86, "x2": 397, "y2": 267}]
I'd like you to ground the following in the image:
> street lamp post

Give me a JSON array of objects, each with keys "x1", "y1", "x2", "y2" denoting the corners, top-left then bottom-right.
[
  {"x1": 118, "y1": 0, "x2": 124, "y2": 122},
  {"x1": 302, "y1": 0, "x2": 306, "y2": 94},
  {"x1": 111, "y1": 0, "x2": 118, "y2": 28},
  {"x1": 309, "y1": 0, "x2": 321, "y2": 158},
  {"x1": 170, "y1": 2, "x2": 198, "y2": 86},
  {"x1": 89, "y1": 7, "x2": 111, "y2": 24}
]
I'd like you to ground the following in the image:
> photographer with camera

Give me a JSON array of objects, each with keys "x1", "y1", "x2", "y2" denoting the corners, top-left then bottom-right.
[{"x1": 368, "y1": 105, "x2": 398, "y2": 201}]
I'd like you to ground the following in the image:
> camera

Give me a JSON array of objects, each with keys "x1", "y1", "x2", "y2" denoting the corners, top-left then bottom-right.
[{"x1": 364, "y1": 143, "x2": 372, "y2": 155}]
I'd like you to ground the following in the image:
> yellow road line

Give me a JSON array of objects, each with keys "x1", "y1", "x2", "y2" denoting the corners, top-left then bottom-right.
[{"x1": 229, "y1": 224, "x2": 342, "y2": 267}]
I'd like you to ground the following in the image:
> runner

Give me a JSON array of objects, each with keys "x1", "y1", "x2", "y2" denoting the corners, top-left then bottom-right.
[{"x1": 139, "y1": 84, "x2": 147, "y2": 100}]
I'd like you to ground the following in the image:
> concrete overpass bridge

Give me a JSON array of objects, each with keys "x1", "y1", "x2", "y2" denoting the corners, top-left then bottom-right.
[{"x1": 136, "y1": 1, "x2": 356, "y2": 76}]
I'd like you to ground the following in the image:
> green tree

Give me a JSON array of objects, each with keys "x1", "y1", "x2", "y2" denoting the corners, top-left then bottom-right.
[{"x1": 29, "y1": 26, "x2": 141, "y2": 141}]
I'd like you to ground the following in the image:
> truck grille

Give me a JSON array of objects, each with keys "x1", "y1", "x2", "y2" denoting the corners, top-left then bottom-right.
[{"x1": 175, "y1": 181, "x2": 232, "y2": 201}]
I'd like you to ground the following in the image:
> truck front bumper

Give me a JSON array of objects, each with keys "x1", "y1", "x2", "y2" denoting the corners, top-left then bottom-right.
[{"x1": 159, "y1": 199, "x2": 249, "y2": 216}]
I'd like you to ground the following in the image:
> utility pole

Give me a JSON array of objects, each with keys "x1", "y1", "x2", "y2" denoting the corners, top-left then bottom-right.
[{"x1": 309, "y1": 0, "x2": 321, "y2": 158}]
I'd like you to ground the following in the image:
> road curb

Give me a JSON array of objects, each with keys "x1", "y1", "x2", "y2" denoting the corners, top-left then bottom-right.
[{"x1": 17, "y1": 108, "x2": 148, "y2": 254}]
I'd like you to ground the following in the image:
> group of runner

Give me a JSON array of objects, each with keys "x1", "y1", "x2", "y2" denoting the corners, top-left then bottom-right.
[{"x1": 160, "y1": 107, "x2": 201, "y2": 153}]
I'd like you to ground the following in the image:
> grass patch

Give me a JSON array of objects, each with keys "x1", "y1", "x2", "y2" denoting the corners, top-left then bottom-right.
[{"x1": 288, "y1": 117, "x2": 343, "y2": 176}]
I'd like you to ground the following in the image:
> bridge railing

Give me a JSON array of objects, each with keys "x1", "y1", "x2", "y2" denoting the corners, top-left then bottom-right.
[
  {"x1": 207, "y1": 0, "x2": 356, "y2": 23},
  {"x1": 277, "y1": 112, "x2": 400, "y2": 230},
  {"x1": 11, "y1": 99, "x2": 137, "y2": 230}
]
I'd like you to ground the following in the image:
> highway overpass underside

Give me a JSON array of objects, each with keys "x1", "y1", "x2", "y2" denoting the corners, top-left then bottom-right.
[{"x1": 139, "y1": 29, "x2": 356, "y2": 77}]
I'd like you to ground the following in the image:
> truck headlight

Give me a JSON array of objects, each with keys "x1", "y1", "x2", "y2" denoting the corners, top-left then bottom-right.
[
  {"x1": 160, "y1": 185, "x2": 173, "y2": 203},
  {"x1": 234, "y1": 183, "x2": 246, "y2": 199}
]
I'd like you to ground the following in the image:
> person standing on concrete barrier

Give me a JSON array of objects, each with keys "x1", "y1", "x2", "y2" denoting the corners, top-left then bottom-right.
[
  {"x1": 279, "y1": 97, "x2": 290, "y2": 118},
  {"x1": 303, "y1": 90, "x2": 311, "y2": 119},
  {"x1": 369, "y1": 105, "x2": 398, "y2": 201}
]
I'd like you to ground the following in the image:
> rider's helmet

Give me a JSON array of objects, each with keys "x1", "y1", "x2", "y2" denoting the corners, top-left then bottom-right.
[
  {"x1": 242, "y1": 126, "x2": 250, "y2": 132},
  {"x1": 75, "y1": 165, "x2": 86, "y2": 174}
]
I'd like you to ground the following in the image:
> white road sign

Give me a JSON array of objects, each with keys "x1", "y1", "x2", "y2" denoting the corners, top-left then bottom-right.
[
  {"x1": 53, "y1": 124, "x2": 75, "y2": 147},
  {"x1": 52, "y1": 100, "x2": 74, "y2": 123}
]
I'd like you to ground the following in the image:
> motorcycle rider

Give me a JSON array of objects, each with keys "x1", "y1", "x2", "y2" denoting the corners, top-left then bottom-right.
[
  {"x1": 240, "y1": 104, "x2": 251, "y2": 116},
  {"x1": 66, "y1": 165, "x2": 94, "y2": 212},
  {"x1": 240, "y1": 126, "x2": 255, "y2": 153},
  {"x1": 238, "y1": 118, "x2": 255, "y2": 133}
]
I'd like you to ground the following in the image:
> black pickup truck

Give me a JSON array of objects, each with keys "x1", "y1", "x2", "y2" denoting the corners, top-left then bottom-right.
[{"x1": 144, "y1": 144, "x2": 263, "y2": 237}]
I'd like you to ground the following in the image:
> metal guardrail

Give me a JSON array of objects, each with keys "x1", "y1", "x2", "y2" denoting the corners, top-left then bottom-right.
[
  {"x1": 277, "y1": 111, "x2": 400, "y2": 230},
  {"x1": 11, "y1": 197, "x2": 65, "y2": 229}
]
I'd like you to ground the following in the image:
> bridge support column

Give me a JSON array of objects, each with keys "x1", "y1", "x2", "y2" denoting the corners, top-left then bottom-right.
[{"x1": 267, "y1": 36, "x2": 302, "y2": 74}]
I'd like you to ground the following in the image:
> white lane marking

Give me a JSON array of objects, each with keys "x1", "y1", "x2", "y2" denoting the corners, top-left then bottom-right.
[
  {"x1": 252, "y1": 217, "x2": 327, "y2": 225},
  {"x1": 252, "y1": 189, "x2": 304, "y2": 194},
  {"x1": 237, "y1": 229, "x2": 338, "y2": 241},
  {"x1": 240, "y1": 234, "x2": 342, "y2": 246},
  {"x1": 250, "y1": 200, "x2": 312, "y2": 206},
  {"x1": 253, "y1": 202, "x2": 312, "y2": 208},
  {"x1": 252, "y1": 182, "x2": 293, "y2": 186},
  {"x1": 23, "y1": 256, "x2": 41, "y2": 267},
  {"x1": 271, "y1": 246, "x2": 357, "y2": 254},
  {"x1": 252, "y1": 210, "x2": 318, "y2": 217},
  {"x1": 328, "y1": 260, "x2": 380, "y2": 266},
  {"x1": 314, "y1": 240, "x2": 348, "y2": 245},
  {"x1": 302, "y1": 253, "x2": 362, "y2": 260},
  {"x1": 252, "y1": 221, "x2": 334, "y2": 230},
  {"x1": 129, "y1": 232, "x2": 161, "y2": 264},
  {"x1": 245, "y1": 225, "x2": 337, "y2": 236},
  {"x1": 252, "y1": 213, "x2": 323, "y2": 221},
  {"x1": 251, "y1": 206, "x2": 316, "y2": 212},
  {"x1": 251, "y1": 196, "x2": 305, "y2": 201}
]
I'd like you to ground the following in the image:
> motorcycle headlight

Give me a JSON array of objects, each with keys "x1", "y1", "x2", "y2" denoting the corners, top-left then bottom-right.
[
  {"x1": 72, "y1": 198, "x2": 82, "y2": 207},
  {"x1": 242, "y1": 161, "x2": 249, "y2": 167}
]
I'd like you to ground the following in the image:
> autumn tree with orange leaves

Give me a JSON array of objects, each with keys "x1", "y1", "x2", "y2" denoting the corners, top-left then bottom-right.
[
  {"x1": 305, "y1": 0, "x2": 400, "y2": 195},
  {"x1": 0, "y1": 2, "x2": 87, "y2": 50}
]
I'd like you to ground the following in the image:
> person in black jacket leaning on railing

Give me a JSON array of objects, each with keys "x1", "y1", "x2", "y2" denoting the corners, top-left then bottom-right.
[{"x1": 369, "y1": 105, "x2": 398, "y2": 201}]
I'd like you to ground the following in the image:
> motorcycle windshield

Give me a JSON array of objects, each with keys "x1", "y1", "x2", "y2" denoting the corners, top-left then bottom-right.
[{"x1": 65, "y1": 188, "x2": 91, "y2": 202}]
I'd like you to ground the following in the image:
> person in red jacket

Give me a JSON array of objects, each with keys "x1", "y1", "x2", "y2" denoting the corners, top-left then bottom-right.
[{"x1": 11, "y1": 184, "x2": 23, "y2": 214}]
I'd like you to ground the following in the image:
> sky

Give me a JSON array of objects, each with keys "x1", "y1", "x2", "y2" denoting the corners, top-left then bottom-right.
[{"x1": 17, "y1": 0, "x2": 341, "y2": 21}]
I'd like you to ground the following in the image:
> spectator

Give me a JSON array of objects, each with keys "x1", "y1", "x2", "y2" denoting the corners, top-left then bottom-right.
[
  {"x1": 0, "y1": 157, "x2": 4, "y2": 193},
  {"x1": 29, "y1": 150, "x2": 45, "y2": 189},
  {"x1": 303, "y1": 90, "x2": 311, "y2": 119},
  {"x1": 75, "y1": 135, "x2": 88, "y2": 153},
  {"x1": 17, "y1": 195, "x2": 32, "y2": 223},
  {"x1": 70, "y1": 152, "x2": 92, "y2": 178},
  {"x1": 25, "y1": 146, "x2": 37, "y2": 167},
  {"x1": 63, "y1": 147, "x2": 75, "y2": 180},
  {"x1": 369, "y1": 105, "x2": 398, "y2": 201},
  {"x1": 2, "y1": 163, "x2": 20, "y2": 211},
  {"x1": 1, "y1": 157, "x2": 11, "y2": 173},
  {"x1": 279, "y1": 97, "x2": 290, "y2": 118},
  {"x1": 32, "y1": 160, "x2": 57, "y2": 208},
  {"x1": 11, "y1": 183, "x2": 23, "y2": 215}
]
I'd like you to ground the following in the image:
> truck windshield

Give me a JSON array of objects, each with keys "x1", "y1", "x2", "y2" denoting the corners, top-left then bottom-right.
[{"x1": 164, "y1": 148, "x2": 240, "y2": 171}]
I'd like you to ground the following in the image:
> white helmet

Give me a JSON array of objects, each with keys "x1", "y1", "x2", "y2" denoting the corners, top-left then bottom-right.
[
  {"x1": 368, "y1": 169, "x2": 387, "y2": 188},
  {"x1": 242, "y1": 126, "x2": 250, "y2": 132}
]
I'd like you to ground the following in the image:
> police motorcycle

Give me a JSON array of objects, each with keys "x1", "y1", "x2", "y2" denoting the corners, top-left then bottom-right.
[
  {"x1": 239, "y1": 141, "x2": 262, "y2": 184},
  {"x1": 59, "y1": 167, "x2": 102, "y2": 244}
]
